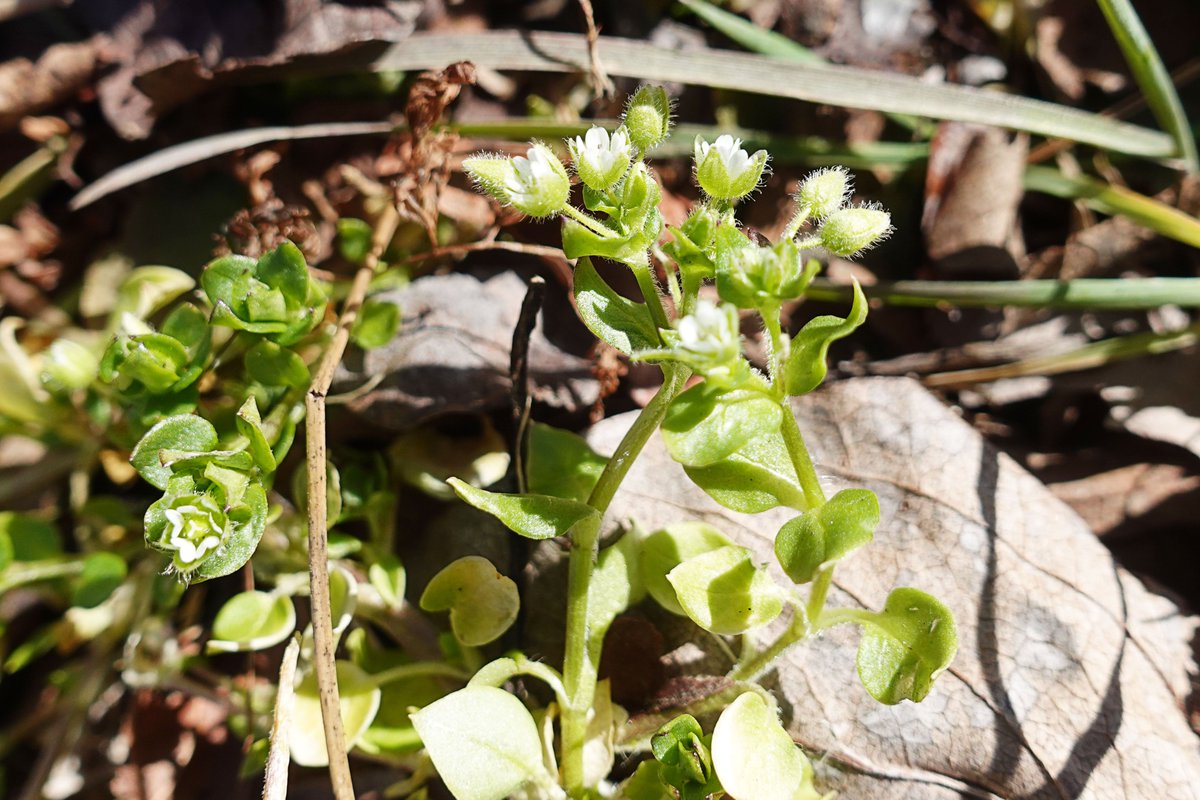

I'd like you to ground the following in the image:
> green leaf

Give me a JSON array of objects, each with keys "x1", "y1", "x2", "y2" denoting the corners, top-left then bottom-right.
[
  {"x1": 639, "y1": 522, "x2": 733, "y2": 616},
  {"x1": 368, "y1": 556, "x2": 406, "y2": 610},
  {"x1": 448, "y1": 478, "x2": 599, "y2": 541},
  {"x1": 290, "y1": 660, "x2": 382, "y2": 767},
  {"x1": 662, "y1": 384, "x2": 782, "y2": 467},
  {"x1": 775, "y1": 489, "x2": 879, "y2": 584},
  {"x1": 667, "y1": 546, "x2": 784, "y2": 635},
  {"x1": 410, "y1": 686, "x2": 546, "y2": 800},
  {"x1": 573, "y1": 257, "x2": 660, "y2": 355},
  {"x1": 130, "y1": 415, "x2": 219, "y2": 490},
  {"x1": 235, "y1": 396, "x2": 276, "y2": 473},
  {"x1": 192, "y1": 482, "x2": 268, "y2": 582},
  {"x1": 784, "y1": 279, "x2": 866, "y2": 396},
  {"x1": 856, "y1": 587, "x2": 958, "y2": 704},
  {"x1": 71, "y1": 552, "x2": 127, "y2": 609},
  {"x1": 619, "y1": 760, "x2": 673, "y2": 800},
  {"x1": 683, "y1": 432, "x2": 807, "y2": 513},
  {"x1": 113, "y1": 266, "x2": 196, "y2": 321},
  {"x1": 244, "y1": 340, "x2": 310, "y2": 389},
  {"x1": 711, "y1": 692, "x2": 821, "y2": 800},
  {"x1": 200, "y1": 255, "x2": 256, "y2": 311},
  {"x1": 420, "y1": 556, "x2": 519, "y2": 647},
  {"x1": 526, "y1": 422, "x2": 608, "y2": 502},
  {"x1": 337, "y1": 217, "x2": 374, "y2": 263},
  {"x1": 207, "y1": 590, "x2": 297, "y2": 653},
  {"x1": 256, "y1": 240, "x2": 310, "y2": 309},
  {"x1": 350, "y1": 298, "x2": 400, "y2": 349},
  {"x1": 588, "y1": 529, "x2": 645, "y2": 646},
  {"x1": 0, "y1": 512, "x2": 60, "y2": 561}
]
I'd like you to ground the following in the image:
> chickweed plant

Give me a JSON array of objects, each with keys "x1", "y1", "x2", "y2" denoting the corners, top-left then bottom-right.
[
  {"x1": 421, "y1": 86, "x2": 960, "y2": 800},
  {"x1": 0, "y1": 86, "x2": 956, "y2": 800}
]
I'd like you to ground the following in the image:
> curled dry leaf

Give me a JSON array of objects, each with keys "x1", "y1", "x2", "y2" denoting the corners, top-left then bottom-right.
[{"x1": 584, "y1": 377, "x2": 1200, "y2": 798}]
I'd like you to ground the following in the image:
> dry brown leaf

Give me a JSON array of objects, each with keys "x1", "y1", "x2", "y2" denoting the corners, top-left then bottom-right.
[
  {"x1": 0, "y1": 39, "x2": 103, "y2": 132},
  {"x1": 584, "y1": 377, "x2": 1200, "y2": 798},
  {"x1": 333, "y1": 271, "x2": 599, "y2": 430},
  {"x1": 1048, "y1": 462, "x2": 1200, "y2": 538}
]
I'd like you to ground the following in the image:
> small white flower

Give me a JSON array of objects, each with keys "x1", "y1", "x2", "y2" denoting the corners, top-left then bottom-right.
[
  {"x1": 569, "y1": 127, "x2": 633, "y2": 191},
  {"x1": 162, "y1": 502, "x2": 224, "y2": 570},
  {"x1": 674, "y1": 299, "x2": 741, "y2": 370},
  {"x1": 694, "y1": 135, "x2": 768, "y2": 200}
]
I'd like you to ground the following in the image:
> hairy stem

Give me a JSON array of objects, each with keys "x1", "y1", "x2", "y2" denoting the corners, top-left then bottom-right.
[
  {"x1": 559, "y1": 364, "x2": 689, "y2": 795},
  {"x1": 778, "y1": 404, "x2": 826, "y2": 509},
  {"x1": 629, "y1": 255, "x2": 671, "y2": 332},
  {"x1": 305, "y1": 203, "x2": 400, "y2": 800},
  {"x1": 728, "y1": 605, "x2": 808, "y2": 683}
]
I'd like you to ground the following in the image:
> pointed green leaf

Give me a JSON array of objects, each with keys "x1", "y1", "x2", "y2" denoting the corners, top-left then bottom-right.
[
  {"x1": 667, "y1": 545, "x2": 784, "y2": 634},
  {"x1": 639, "y1": 522, "x2": 733, "y2": 616},
  {"x1": 784, "y1": 279, "x2": 867, "y2": 396},
  {"x1": 526, "y1": 422, "x2": 608, "y2": 502},
  {"x1": 350, "y1": 298, "x2": 400, "y2": 350},
  {"x1": 775, "y1": 488, "x2": 879, "y2": 584},
  {"x1": 856, "y1": 587, "x2": 958, "y2": 704},
  {"x1": 448, "y1": 478, "x2": 598, "y2": 541},
  {"x1": 207, "y1": 590, "x2": 297, "y2": 653},
  {"x1": 290, "y1": 660, "x2": 382, "y2": 767},
  {"x1": 573, "y1": 257, "x2": 660, "y2": 355},
  {"x1": 683, "y1": 432, "x2": 807, "y2": 513},
  {"x1": 256, "y1": 240, "x2": 310, "y2": 308},
  {"x1": 662, "y1": 384, "x2": 782, "y2": 467},
  {"x1": 711, "y1": 692, "x2": 821, "y2": 800},
  {"x1": 420, "y1": 555, "x2": 519, "y2": 647},
  {"x1": 235, "y1": 396, "x2": 276, "y2": 473},
  {"x1": 130, "y1": 415, "x2": 219, "y2": 490}
]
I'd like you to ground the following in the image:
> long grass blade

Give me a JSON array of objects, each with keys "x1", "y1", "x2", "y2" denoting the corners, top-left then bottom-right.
[
  {"x1": 360, "y1": 32, "x2": 1174, "y2": 159},
  {"x1": 1095, "y1": 0, "x2": 1198, "y2": 170},
  {"x1": 806, "y1": 277, "x2": 1200, "y2": 310},
  {"x1": 1023, "y1": 165, "x2": 1200, "y2": 249},
  {"x1": 923, "y1": 322, "x2": 1199, "y2": 388},
  {"x1": 677, "y1": 0, "x2": 929, "y2": 134}
]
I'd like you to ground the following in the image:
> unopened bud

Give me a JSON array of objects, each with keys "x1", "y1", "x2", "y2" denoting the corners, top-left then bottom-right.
[
  {"x1": 795, "y1": 167, "x2": 851, "y2": 219},
  {"x1": 819, "y1": 206, "x2": 892, "y2": 256},
  {"x1": 623, "y1": 85, "x2": 672, "y2": 151}
]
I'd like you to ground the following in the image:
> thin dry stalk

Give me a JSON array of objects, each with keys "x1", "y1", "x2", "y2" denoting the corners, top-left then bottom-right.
[
  {"x1": 263, "y1": 637, "x2": 301, "y2": 800},
  {"x1": 306, "y1": 202, "x2": 401, "y2": 800}
]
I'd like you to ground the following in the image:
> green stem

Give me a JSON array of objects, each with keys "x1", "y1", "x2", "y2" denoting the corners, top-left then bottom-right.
[
  {"x1": 760, "y1": 302, "x2": 786, "y2": 395},
  {"x1": 0, "y1": 559, "x2": 86, "y2": 594},
  {"x1": 727, "y1": 605, "x2": 808, "y2": 682},
  {"x1": 805, "y1": 566, "x2": 834, "y2": 624},
  {"x1": 629, "y1": 256, "x2": 672, "y2": 332},
  {"x1": 781, "y1": 206, "x2": 811, "y2": 241},
  {"x1": 559, "y1": 365, "x2": 690, "y2": 796},
  {"x1": 813, "y1": 606, "x2": 875, "y2": 632},
  {"x1": 778, "y1": 406, "x2": 826, "y2": 509},
  {"x1": 562, "y1": 205, "x2": 615, "y2": 239}
]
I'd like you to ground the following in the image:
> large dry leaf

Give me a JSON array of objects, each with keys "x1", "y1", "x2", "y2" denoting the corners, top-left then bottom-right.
[{"x1": 585, "y1": 377, "x2": 1200, "y2": 799}]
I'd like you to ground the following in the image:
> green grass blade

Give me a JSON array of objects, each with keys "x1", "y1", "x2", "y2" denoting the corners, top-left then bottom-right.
[
  {"x1": 362, "y1": 32, "x2": 1174, "y2": 159},
  {"x1": 1095, "y1": 0, "x2": 1197, "y2": 170},
  {"x1": 805, "y1": 277, "x2": 1200, "y2": 309},
  {"x1": 923, "y1": 322, "x2": 1199, "y2": 388},
  {"x1": 677, "y1": 0, "x2": 929, "y2": 134},
  {"x1": 1023, "y1": 165, "x2": 1200, "y2": 248}
]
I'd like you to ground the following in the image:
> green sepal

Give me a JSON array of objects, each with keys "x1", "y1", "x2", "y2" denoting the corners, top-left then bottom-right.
[
  {"x1": 783, "y1": 279, "x2": 867, "y2": 396},
  {"x1": 562, "y1": 212, "x2": 660, "y2": 266},
  {"x1": 662, "y1": 384, "x2": 782, "y2": 468},
  {"x1": 682, "y1": 426, "x2": 806, "y2": 513},
  {"x1": 235, "y1": 395, "x2": 276, "y2": 473},
  {"x1": 775, "y1": 488, "x2": 879, "y2": 584},
  {"x1": 651, "y1": 714, "x2": 719, "y2": 797},
  {"x1": 130, "y1": 414, "x2": 219, "y2": 490},
  {"x1": 667, "y1": 545, "x2": 784, "y2": 635},
  {"x1": 572, "y1": 257, "x2": 660, "y2": 355},
  {"x1": 191, "y1": 481, "x2": 267, "y2": 581},
  {"x1": 448, "y1": 478, "x2": 599, "y2": 541},
  {"x1": 855, "y1": 587, "x2": 957, "y2": 704},
  {"x1": 102, "y1": 332, "x2": 191, "y2": 393}
]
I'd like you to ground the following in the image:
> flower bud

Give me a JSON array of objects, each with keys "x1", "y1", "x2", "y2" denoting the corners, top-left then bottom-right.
[
  {"x1": 718, "y1": 238, "x2": 815, "y2": 308},
  {"x1": 568, "y1": 126, "x2": 633, "y2": 190},
  {"x1": 795, "y1": 167, "x2": 851, "y2": 219},
  {"x1": 819, "y1": 205, "x2": 893, "y2": 257},
  {"x1": 463, "y1": 144, "x2": 570, "y2": 218},
  {"x1": 623, "y1": 85, "x2": 672, "y2": 151},
  {"x1": 694, "y1": 135, "x2": 768, "y2": 200}
]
